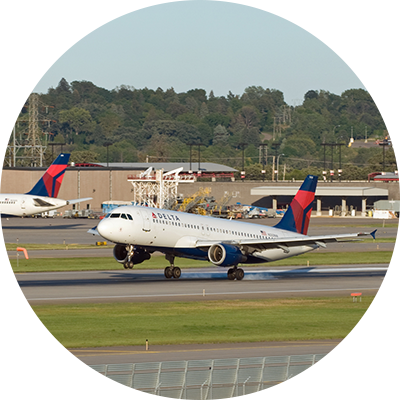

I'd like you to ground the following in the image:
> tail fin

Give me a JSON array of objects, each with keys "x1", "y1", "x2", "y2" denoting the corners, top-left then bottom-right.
[
  {"x1": 26, "y1": 153, "x2": 70, "y2": 197},
  {"x1": 274, "y1": 175, "x2": 317, "y2": 235}
]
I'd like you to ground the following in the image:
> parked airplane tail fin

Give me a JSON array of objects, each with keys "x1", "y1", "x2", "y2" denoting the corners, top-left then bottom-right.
[
  {"x1": 274, "y1": 175, "x2": 318, "y2": 235},
  {"x1": 26, "y1": 153, "x2": 70, "y2": 197}
]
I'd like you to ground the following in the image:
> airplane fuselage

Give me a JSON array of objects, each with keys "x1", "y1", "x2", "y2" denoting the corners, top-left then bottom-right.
[
  {"x1": 0, "y1": 194, "x2": 68, "y2": 217},
  {"x1": 97, "y1": 205, "x2": 316, "y2": 265}
]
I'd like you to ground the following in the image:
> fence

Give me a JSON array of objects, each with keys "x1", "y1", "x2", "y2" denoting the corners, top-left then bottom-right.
[{"x1": 2, "y1": 351, "x2": 400, "y2": 400}]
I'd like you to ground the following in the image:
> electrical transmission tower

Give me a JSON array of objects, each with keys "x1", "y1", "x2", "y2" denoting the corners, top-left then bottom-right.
[
  {"x1": 6, "y1": 93, "x2": 53, "y2": 167},
  {"x1": 272, "y1": 105, "x2": 291, "y2": 140}
]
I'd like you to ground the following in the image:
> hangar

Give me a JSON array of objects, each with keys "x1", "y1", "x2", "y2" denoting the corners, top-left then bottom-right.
[{"x1": 251, "y1": 185, "x2": 389, "y2": 217}]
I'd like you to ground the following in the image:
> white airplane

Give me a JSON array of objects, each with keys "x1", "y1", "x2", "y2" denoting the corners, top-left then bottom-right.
[
  {"x1": 91, "y1": 175, "x2": 376, "y2": 280},
  {"x1": 0, "y1": 153, "x2": 92, "y2": 217}
]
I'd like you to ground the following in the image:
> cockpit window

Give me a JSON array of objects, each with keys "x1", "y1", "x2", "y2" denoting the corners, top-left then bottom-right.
[
  {"x1": 121, "y1": 214, "x2": 127, "y2": 219},
  {"x1": 110, "y1": 213, "x2": 120, "y2": 218},
  {"x1": 127, "y1": 214, "x2": 133, "y2": 220}
]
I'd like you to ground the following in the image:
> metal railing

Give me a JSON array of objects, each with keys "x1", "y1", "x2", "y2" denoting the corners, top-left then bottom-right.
[{"x1": 0, "y1": 350, "x2": 400, "y2": 400}]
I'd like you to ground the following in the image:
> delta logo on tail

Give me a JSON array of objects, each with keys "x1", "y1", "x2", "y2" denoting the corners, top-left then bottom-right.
[
  {"x1": 274, "y1": 175, "x2": 317, "y2": 235},
  {"x1": 27, "y1": 153, "x2": 70, "y2": 198}
]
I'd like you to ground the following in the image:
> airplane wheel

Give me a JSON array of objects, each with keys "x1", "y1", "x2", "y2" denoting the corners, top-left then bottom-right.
[
  {"x1": 172, "y1": 267, "x2": 181, "y2": 279},
  {"x1": 127, "y1": 261, "x2": 134, "y2": 269},
  {"x1": 123, "y1": 263, "x2": 129, "y2": 269},
  {"x1": 236, "y1": 268, "x2": 245, "y2": 281},
  {"x1": 164, "y1": 267, "x2": 173, "y2": 279},
  {"x1": 227, "y1": 268, "x2": 236, "y2": 280}
]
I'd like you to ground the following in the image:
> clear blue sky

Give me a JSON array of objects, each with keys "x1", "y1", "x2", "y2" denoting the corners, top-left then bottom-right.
[{"x1": 33, "y1": 1, "x2": 363, "y2": 105}]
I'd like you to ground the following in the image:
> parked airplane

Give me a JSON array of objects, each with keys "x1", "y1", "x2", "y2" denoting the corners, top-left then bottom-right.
[
  {"x1": 0, "y1": 153, "x2": 92, "y2": 217},
  {"x1": 91, "y1": 175, "x2": 376, "y2": 280}
]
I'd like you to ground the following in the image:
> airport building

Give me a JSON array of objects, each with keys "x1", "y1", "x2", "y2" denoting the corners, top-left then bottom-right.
[{"x1": 1, "y1": 162, "x2": 398, "y2": 217}]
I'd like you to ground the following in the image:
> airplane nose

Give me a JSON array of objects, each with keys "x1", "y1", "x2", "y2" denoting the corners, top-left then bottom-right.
[{"x1": 97, "y1": 218, "x2": 114, "y2": 240}]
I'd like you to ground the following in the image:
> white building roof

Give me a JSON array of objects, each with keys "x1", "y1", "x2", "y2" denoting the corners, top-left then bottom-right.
[{"x1": 251, "y1": 186, "x2": 389, "y2": 197}]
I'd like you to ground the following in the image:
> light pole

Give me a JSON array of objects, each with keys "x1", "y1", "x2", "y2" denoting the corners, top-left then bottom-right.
[
  {"x1": 332, "y1": 124, "x2": 340, "y2": 138},
  {"x1": 238, "y1": 142, "x2": 247, "y2": 180}
]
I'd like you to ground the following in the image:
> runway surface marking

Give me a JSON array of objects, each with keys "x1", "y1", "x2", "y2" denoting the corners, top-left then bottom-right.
[
  {"x1": 27, "y1": 286, "x2": 380, "y2": 302},
  {"x1": 71, "y1": 341, "x2": 339, "y2": 357}
]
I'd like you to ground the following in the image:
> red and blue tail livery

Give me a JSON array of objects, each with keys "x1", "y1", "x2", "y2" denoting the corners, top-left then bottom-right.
[
  {"x1": 26, "y1": 153, "x2": 70, "y2": 198},
  {"x1": 274, "y1": 175, "x2": 317, "y2": 235}
]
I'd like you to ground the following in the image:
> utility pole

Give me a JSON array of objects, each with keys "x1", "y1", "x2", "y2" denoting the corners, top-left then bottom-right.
[
  {"x1": 271, "y1": 142, "x2": 279, "y2": 182},
  {"x1": 259, "y1": 144, "x2": 268, "y2": 181},
  {"x1": 238, "y1": 142, "x2": 247, "y2": 180},
  {"x1": 321, "y1": 143, "x2": 336, "y2": 182},
  {"x1": 337, "y1": 143, "x2": 345, "y2": 181}
]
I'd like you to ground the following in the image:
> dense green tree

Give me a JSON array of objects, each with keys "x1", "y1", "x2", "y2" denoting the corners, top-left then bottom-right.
[{"x1": 59, "y1": 107, "x2": 95, "y2": 136}]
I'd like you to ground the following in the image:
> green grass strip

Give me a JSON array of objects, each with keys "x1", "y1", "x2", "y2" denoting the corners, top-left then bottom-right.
[{"x1": 32, "y1": 297, "x2": 373, "y2": 348}]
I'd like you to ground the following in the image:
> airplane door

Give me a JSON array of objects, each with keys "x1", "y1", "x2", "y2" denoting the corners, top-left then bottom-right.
[
  {"x1": 21, "y1": 200, "x2": 26, "y2": 209},
  {"x1": 140, "y1": 209, "x2": 151, "y2": 232}
]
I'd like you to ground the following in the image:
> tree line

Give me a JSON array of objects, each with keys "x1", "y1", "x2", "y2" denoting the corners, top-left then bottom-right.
[{"x1": 13, "y1": 78, "x2": 395, "y2": 180}]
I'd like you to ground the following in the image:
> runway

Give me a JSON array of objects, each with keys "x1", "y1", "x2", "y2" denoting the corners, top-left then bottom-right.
[{"x1": 18, "y1": 265, "x2": 387, "y2": 305}]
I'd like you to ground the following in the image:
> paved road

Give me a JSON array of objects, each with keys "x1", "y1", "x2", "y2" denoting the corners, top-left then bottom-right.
[
  {"x1": 71, "y1": 340, "x2": 340, "y2": 366},
  {"x1": 18, "y1": 265, "x2": 386, "y2": 305}
]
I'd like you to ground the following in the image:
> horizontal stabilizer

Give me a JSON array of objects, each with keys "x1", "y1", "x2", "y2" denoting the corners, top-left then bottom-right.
[
  {"x1": 66, "y1": 197, "x2": 92, "y2": 205},
  {"x1": 87, "y1": 226, "x2": 100, "y2": 236}
]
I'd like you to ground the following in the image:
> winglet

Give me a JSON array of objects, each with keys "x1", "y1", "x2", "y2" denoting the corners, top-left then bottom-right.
[
  {"x1": 370, "y1": 229, "x2": 377, "y2": 240},
  {"x1": 26, "y1": 153, "x2": 70, "y2": 197}
]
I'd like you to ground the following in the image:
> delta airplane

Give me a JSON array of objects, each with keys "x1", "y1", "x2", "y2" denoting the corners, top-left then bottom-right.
[
  {"x1": 92, "y1": 175, "x2": 376, "y2": 280},
  {"x1": 0, "y1": 153, "x2": 92, "y2": 217}
]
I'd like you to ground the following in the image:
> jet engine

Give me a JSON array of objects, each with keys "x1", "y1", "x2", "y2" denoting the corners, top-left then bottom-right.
[
  {"x1": 113, "y1": 244, "x2": 151, "y2": 265},
  {"x1": 208, "y1": 243, "x2": 247, "y2": 267}
]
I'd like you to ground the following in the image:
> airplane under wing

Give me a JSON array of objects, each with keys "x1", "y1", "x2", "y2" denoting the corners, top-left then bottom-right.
[
  {"x1": 195, "y1": 230, "x2": 377, "y2": 253},
  {"x1": 66, "y1": 197, "x2": 92, "y2": 205}
]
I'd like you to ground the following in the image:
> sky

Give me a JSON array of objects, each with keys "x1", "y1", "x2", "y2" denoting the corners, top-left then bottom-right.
[{"x1": 33, "y1": 1, "x2": 364, "y2": 105}]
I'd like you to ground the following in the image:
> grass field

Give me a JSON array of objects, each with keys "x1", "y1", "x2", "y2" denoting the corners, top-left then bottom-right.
[{"x1": 32, "y1": 297, "x2": 372, "y2": 348}]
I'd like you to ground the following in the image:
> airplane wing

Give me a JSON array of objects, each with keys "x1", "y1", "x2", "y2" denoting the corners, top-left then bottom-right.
[
  {"x1": 195, "y1": 230, "x2": 377, "y2": 253},
  {"x1": 66, "y1": 197, "x2": 92, "y2": 205},
  {"x1": 32, "y1": 198, "x2": 56, "y2": 207}
]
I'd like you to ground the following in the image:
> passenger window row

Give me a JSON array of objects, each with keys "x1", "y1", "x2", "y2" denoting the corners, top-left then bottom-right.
[{"x1": 153, "y1": 218, "x2": 264, "y2": 239}]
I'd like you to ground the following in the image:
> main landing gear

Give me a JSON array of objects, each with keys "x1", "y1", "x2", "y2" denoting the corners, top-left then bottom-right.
[
  {"x1": 164, "y1": 254, "x2": 181, "y2": 279},
  {"x1": 227, "y1": 266, "x2": 244, "y2": 281}
]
